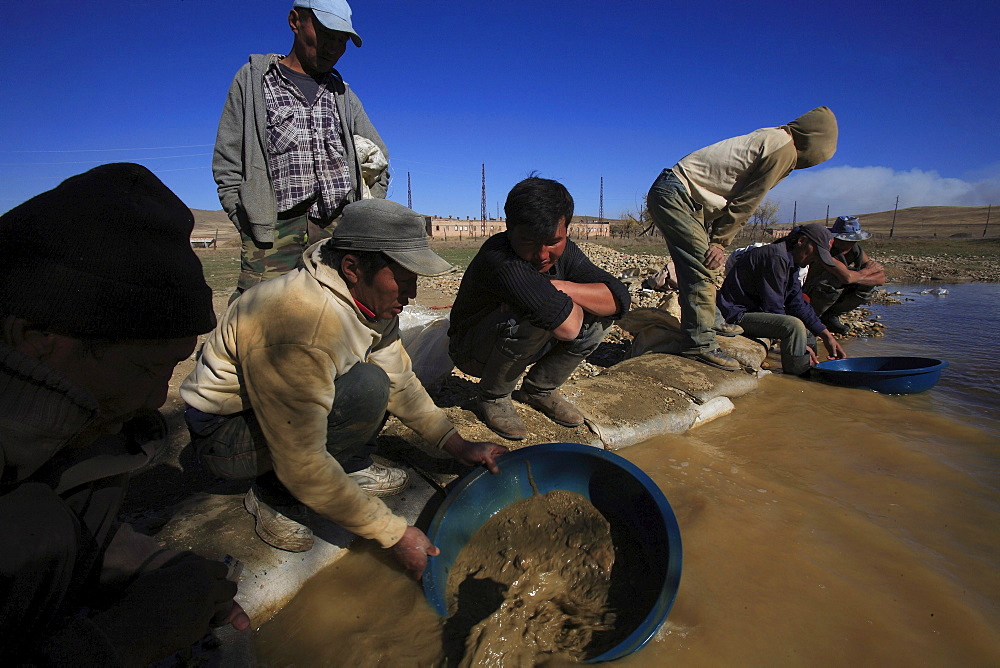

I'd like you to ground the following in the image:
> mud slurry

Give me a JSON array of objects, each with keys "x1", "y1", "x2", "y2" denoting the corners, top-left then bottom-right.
[{"x1": 444, "y1": 490, "x2": 617, "y2": 665}]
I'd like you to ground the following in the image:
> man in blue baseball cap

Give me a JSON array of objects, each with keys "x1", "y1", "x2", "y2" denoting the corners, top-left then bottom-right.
[
  {"x1": 803, "y1": 215, "x2": 886, "y2": 334},
  {"x1": 214, "y1": 0, "x2": 389, "y2": 300}
]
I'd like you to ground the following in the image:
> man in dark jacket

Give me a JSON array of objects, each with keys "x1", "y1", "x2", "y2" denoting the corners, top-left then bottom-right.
[
  {"x1": 449, "y1": 177, "x2": 631, "y2": 440},
  {"x1": 718, "y1": 223, "x2": 848, "y2": 376},
  {"x1": 213, "y1": 0, "x2": 389, "y2": 296},
  {"x1": 0, "y1": 164, "x2": 249, "y2": 665}
]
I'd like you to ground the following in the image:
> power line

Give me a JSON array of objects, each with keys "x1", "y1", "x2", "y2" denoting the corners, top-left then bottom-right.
[
  {"x1": 0, "y1": 153, "x2": 211, "y2": 166},
  {"x1": 0, "y1": 144, "x2": 214, "y2": 153}
]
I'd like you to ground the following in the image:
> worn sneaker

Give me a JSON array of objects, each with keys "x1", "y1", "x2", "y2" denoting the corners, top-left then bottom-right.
[
  {"x1": 679, "y1": 347, "x2": 741, "y2": 372},
  {"x1": 822, "y1": 315, "x2": 851, "y2": 335},
  {"x1": 347, "y1": 462, "x2": 409, "y2": 497},
  {"x1": 477, "y1": 396, "x2": 528, "y2": 441},
  {"x1": 713, "y1": 323, "x2": 744, "y2": 337},
  {"x1": 514, "y1": 388, "x2": 585, "y2": 428},
  {"x1": 244, "y1": 487, "x2": 314, "y2": 553}
]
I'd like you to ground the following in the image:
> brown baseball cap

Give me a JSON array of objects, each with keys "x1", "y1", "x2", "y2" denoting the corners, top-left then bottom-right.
[
  {"x1": 791, "y1": 223, "x2": 838, "y2": 267},
  {"x1": 330, "y1": 199, "x2": 453, "y2": 276}
]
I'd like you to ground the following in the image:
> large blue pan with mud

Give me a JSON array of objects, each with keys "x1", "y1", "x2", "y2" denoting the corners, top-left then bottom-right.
[
  {"x1": 813, "y1": 356, "x2": 949, "y2": 394},
  {"x1": 423, "y1": 442, "x2": 682, "y2": 663}
]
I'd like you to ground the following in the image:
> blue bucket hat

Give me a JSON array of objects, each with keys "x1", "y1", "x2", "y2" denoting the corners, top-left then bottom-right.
[
  {"x1": 829, "y1": 215, "x2": 872, "y2": 241},
  {"x1": 293, "y1": 0, "x2": 362, "y2": 47}
]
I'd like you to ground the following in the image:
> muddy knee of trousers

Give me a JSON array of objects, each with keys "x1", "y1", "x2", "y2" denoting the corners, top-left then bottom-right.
[{"x1": 330, "y1": 363, "x2": 390, "y2": 424}]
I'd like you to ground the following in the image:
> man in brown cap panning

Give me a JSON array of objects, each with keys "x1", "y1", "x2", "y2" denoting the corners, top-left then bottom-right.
[
  {"x1": 646, "y1": 107, "x2": 839, "y2": 371},
  {"x1": 181, "y1": 199, "x2": 506, "y2": 578},
  {"x1": 717, "y1": 223, "x2": 848, "y2": 376},
  {"x1": 0, "y1": 164, "x2": 249, "y2": 665}
]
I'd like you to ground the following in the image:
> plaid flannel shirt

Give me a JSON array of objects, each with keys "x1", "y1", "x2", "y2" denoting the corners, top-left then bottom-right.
[{"x1": 263, "y1": 64, "x2": 352, "y2": 222}]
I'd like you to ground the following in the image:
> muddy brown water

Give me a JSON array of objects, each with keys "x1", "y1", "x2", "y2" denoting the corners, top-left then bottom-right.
[
  {"x1": 255, "y1": 285, "x2": 999, "y2": 665},
  {"x1": 254, "y1": 374, "x2": 999, "y2": 666}
]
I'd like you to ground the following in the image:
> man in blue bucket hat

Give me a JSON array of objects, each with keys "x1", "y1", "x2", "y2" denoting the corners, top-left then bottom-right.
[
  {"x1": 802, "y1": 215, "x2": 885, "y2": 334},
  {"x1": 213, "y1": 0, "x2": 389, "y2": 300}
]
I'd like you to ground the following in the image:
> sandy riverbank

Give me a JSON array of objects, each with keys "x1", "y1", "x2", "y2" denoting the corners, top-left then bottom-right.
[{"x1": 119, "y1": 236, "x2": 998, "y2": 647}]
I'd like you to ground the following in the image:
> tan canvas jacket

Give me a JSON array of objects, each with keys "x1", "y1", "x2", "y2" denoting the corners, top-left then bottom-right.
[
  {"x1": 672, "y1": 106, "x2": 838, "y2": 248},
  {"x1": 180, "y1": 242, "x2": 456, "y2": 546}
]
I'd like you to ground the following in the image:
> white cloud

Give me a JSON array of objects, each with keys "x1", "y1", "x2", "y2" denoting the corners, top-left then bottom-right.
[{"x1": 767, "y1": 166, "x2": 1000, "y2": 223}]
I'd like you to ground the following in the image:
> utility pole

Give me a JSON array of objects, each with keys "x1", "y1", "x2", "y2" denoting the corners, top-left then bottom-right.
[
  {"x1": 825, "y1": 204, "x2": 830, "y2": 226},
  {"x1": 407, "y1": 172, "x2": 412, "y2": 209},
  {"x1": 984, "y1": 204, "x2": 992, "y2": 238},
  {"x1": 599, "y1": 177, "x2": 604, "y2": 223},
  {"x1": 889, "y1": 195, "x2": 899, "y2": 239},
  {"x1": 481, "y1": 164, "x2": 487, "y2": 237},
  {"x1": 792, "y1": 201, "x2": 797, "y2": 225}
]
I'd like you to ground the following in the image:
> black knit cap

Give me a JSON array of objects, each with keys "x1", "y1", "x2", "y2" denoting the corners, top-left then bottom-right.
[{"x1": 0, "y1": 163, "x2": 216, "y2": 339}]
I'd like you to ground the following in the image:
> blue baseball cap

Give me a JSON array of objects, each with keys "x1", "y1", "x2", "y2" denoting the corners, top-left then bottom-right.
[{"x1": 293, "y1": 0, "x2": 362, "y2": 47}]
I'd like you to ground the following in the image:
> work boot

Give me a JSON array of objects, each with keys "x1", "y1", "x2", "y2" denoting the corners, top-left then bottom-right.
[
  {"x1": 679, "y1": 347, "x2": 741, "y2": 372},
  {"x1": 476, "y1": 348, "x2": 532, "y2": 440},
  {"x1": 244, "y1": 486, "x2": 314, "y2": 553},
  {"x1": 477, "y1": 396, "x2": 528, "y2": 440},
  {"x1": 821, "y1": 315, "x2": 851, "y2": 335},
  {"x1": 347, "y1": 462, "x2": 409, "y2": 497},
  {"x1": 519, "y1": 350, "x2": 590, "y2": 427},
  {"x1": 713, "y1": 322, "x2": 743, "y2": 337},
  {"x1": 514, "y1": 388, "x2": 585, "y2": 428}
]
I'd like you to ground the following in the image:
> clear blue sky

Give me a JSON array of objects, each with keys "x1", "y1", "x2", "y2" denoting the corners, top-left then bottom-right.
[{"x1": 2, "y1": 0, "x2": 998, "y2": 225}]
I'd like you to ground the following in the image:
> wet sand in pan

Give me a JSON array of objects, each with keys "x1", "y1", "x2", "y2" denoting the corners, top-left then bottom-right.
[{"x1": 444, "y1": 490, "x2": 616, "y2": 665}]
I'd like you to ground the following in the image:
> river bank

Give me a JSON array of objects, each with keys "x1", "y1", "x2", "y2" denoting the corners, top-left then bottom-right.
[{"x1": 122, "y1": 238, "x2": 999, "y2": 652}]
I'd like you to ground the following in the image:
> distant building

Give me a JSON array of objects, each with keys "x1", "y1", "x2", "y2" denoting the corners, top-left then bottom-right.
[{"x1": 426, "y1": 217, "x2": 610, "y2": 239}]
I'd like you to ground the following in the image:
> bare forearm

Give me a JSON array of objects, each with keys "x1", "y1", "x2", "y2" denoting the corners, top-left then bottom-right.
[
  {"x1": 855, "y1": 262, "x2": 885, "y2": 287},
  {"x1": 552, "y1": 302, "x2": 584, "y2": 340},
  {"x1": 549, "y1": 280, "x2": 617, "y2": 316}
]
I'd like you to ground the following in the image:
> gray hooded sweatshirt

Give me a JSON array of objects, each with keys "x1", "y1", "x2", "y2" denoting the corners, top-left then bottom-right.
[{"x1": 212, "y1": 54, "x2": 389, "y2": 245}]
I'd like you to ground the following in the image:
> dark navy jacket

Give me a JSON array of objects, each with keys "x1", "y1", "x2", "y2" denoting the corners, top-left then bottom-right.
[{"x1": 717, "y1": 240, "x2": 827, "y2": 335}]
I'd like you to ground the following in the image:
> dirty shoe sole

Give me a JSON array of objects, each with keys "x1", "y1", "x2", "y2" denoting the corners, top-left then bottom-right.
[
  {"x1": 244, "y1": 490, "x2": 314, "y2": 553},
  {"x1": 713, "y1": 324, "x2": 744, "y2": 337},
  {"x1": 347, "y1": 465, "x2": 409, "y2": 497},
  {"x1": 477, "y1": 397, "x2": 528, "y2": 441},
  {"x1": 514, "y1": 390, "x2": 585, "y2": 428},
  {"x1": 679, "y1": 350, "x2": 741, "y2": 372}
]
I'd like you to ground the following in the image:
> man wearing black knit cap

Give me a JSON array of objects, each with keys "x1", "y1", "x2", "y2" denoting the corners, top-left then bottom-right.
[{"x1": 0, "y1": 164, "x2": 249, "y2": 665}]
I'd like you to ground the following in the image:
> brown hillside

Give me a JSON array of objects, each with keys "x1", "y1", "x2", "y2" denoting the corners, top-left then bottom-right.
[
  {"x1": 796, "y1": 205, "x2": 995, "y2": 239},
  {"x1": 189, "y1": 205, "x2": 998, "y2": 245},
  {"x1": 191, "y1": 209, "x2": 240, "y2": 247}
]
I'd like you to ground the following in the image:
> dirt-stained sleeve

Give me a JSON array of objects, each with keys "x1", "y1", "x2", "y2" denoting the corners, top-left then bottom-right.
[
  {"x1": 242, "y1": 344, "x2": 407, "y2": 547},
  {"x1": 368, "y1": 337, "x2": 457, "y2": 449},
  {"x1": 709, "y1": 141, "x2": 798, "y2": 248}
]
